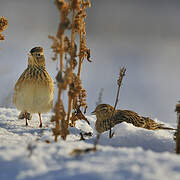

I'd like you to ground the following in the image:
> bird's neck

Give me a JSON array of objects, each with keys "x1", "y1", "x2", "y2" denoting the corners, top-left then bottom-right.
[
  {"x1": 28, "y1": 64, "x2": 46, "y2": 70},
  {"x1": 96, "y1": 111, "x2": 113, "y2": 121}
]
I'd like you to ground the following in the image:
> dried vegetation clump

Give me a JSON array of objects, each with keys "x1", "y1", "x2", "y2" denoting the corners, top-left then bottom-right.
[
  {"x1": 0, "y1": 16, "x2": 8, "y2": 41},
  {"x1": 70, "y1": 134, "x2": 100, "y2": 156},
  {"x1": 49, "y1": 0, "x2": 91, "y2": 141}
]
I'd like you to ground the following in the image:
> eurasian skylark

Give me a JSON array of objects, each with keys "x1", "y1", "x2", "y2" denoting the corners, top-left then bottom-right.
[
  {"x1": 92, "y1": 104, "x2": 175, "y2": 133},
  {"x1": 13, "y1": 47, "x2": 54, "y2": 127}
]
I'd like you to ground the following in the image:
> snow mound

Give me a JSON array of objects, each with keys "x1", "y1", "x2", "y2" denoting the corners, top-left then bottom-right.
[
  {"x1": 0, "y1": 108, "x2": 179, "y2": 180},
  {"x1": 89, "y1": 121, "x2": 175, "y2": 152}
]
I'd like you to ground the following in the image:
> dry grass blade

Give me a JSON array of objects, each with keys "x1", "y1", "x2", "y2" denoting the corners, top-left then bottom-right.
[{"x1": 109, "y1": 67, "x2": 126, "y2": 138}]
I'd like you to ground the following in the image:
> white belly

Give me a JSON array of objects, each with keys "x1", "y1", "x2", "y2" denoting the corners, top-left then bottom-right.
[{"x1": 13, "y1": 82, "x2": 54, "y2": 113}]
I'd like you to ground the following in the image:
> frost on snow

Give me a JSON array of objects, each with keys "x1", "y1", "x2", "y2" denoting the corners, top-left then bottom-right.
[{"x1": 0, "y1": 108, "x2": 180, "y2": 180}]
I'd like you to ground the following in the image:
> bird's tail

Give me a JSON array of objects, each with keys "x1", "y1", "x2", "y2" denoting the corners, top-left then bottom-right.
[
  {"x1": 158, "y1": 125, "x2": 176, "y2": 131},
  {"x1": 142, "y1": 116, "x2": 176, "y2": 130}
]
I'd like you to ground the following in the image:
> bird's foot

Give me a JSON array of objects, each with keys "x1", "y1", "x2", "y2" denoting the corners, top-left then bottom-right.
[
  {"x1": 39, "y1": 123, "x2": 42, "y2": 128},
  {"x1": 109, "y1": 131, "x2": 114, "y2": 139}
]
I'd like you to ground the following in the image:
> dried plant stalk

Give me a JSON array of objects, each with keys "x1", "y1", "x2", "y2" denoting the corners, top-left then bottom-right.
[
  {"x1": 60, "y1": 35, "x2": 64, "y2": 72},
  {"x1": 109, "y1": 67, "x2": 126, "y2": 138},
  {"x1": 50, "y1": 0, "x2": 71, "y2": 141},
  {"x1": 175, "y1": 103, "x2": 180, "y2": 154},
  {"x1": 65, "y1": 7, "x2": 78, "y2": 127},
  {"x1": 49, "y1": 0, "x2": 91, "y2": 141}
]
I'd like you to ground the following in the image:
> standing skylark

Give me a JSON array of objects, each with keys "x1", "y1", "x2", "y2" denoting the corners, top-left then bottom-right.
[
  {"x1": 92, "y1": 104, "x2": 175, "y2": 133},
  {"x1": 13, "y1": 47, "x2": 54, "y2": 127}
]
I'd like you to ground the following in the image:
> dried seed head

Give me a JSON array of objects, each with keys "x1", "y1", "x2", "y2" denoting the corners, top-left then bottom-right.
[
  {"x1": 57, "y1": 18, "x2": 71, "y2": 38},
  {"x1": 77, "y1": 88, "x2": 87, "y2": 110},
  {"x1": 0, "y1": 16, "x2": 8, "y2": 32},
  {"x1": 72, "y1": 58, "x2": 77, "y2": 68},
  {"x1": 68, "y1": 74, "x2": 82, "y2": 97},
  {"x1": 86, "y1": 48, "x2": 92, "y2": 62},
  {"x1": 117, "y1": 67, "x2": 126, "y2": 86},
  {"x1": 0, "y1": 16, "x2": 8, "y2": 41},
  {"x1": 48, "y1": 35, "x2": 61, "y2": 61},
  {"x1": 71, "y1": 0, "x2": 81, "y2": 10},
  {"x1": 64, "y1": 68, "x2": 73, "y2": 84},
  {"x1": 55, "y1": 0, "x2": 70, "y2": 13},
  {"x1": 55, "y1": 0, "x2": 64, "y2": 9},
  {"x1": 80, "y1": 89, "x2": 86, "y2": 98},
  {"x1": 74, "y1": 10, "x2": 86, "y2": 33},
  {"x1": 56, "y1": 71, "x2": 64, "y2": 83},
  {"x1": 82, "y1": 0, "x2": 91, "y2": 8}
]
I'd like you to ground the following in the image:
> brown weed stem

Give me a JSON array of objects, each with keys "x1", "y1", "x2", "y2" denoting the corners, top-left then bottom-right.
[
  {"x1": 109, "y1": 67, "x2": 126, "y2": 138},
  {"x1": 175, "y1": 103, "x2": 180, "y2": 153}
]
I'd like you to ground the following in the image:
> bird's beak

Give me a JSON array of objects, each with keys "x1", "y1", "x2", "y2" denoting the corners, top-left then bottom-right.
[
  {"x1": 28, "y1": 53, "x2": 32, "y2": 57},
  {"x1": 91, "y1": 110, "x2": 96, "y2": 115}
]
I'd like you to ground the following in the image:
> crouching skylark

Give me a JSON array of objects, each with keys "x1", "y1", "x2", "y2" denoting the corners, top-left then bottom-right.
[
  {"x1": 13, "y1": 47, "x2": 54, "y2": 127},
  {"x1": 92, "y1": 104, "x2": 176, "y2": 133}
]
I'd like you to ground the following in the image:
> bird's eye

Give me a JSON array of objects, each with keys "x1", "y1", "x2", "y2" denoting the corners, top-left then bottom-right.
[
  {"x1": 37, "y1": 53, "x2": 41, "y2": 57},
  {"x1": 101, "y1": 107, "x2": 107, "y2": 112}
]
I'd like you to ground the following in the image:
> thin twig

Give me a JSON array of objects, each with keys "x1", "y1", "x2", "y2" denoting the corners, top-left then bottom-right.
[{"x1": 109, "y1": 67, "x2": 126, "y2": 138}]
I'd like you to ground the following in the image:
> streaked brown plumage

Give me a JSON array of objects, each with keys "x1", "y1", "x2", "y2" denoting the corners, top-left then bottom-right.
[
  {"x1": 13, "y1": 47, "x2": 54, "y2": 127},
  {"x1": 91, "y1": 104, "x2": 175, "y2": 133}
]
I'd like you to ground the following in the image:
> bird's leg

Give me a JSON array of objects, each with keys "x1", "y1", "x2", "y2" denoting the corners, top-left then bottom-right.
[
  {"x1": 38, "y1": 113, "x2": 42, "y2": 128},
  {"x1": 24, "y1": 112, "x2": 28, "y2": 126}
]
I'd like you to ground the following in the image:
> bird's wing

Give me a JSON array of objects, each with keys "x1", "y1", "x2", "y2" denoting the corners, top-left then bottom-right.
[{"x1": 114, "y1": 110, "x2": 146, "y2": 128}]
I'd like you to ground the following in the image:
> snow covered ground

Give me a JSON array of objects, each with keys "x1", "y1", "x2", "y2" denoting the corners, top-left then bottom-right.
[{"x1": 0, "y1": 107, "x2": 180, "y2": 180}]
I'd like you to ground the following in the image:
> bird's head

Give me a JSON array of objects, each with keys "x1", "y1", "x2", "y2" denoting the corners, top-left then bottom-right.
[
  {"x1": 91, "y1": 104, "x2": 114, "y2": 120},
  {"x1": 30, "y1": 47, "x2": 45, "y2": 67},
  {"x1": 27, "y1": 53, "x2": 35, "y2": 66}
]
